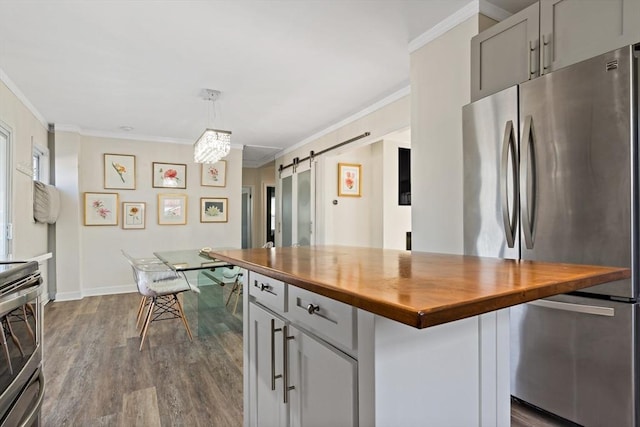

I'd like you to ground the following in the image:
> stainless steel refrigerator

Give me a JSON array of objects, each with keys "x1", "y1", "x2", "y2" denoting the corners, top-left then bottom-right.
[{"x1": 463, "y1": 44, "x2": 639, "y2": 426}]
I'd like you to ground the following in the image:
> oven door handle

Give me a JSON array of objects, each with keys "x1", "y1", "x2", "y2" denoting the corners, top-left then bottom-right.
[
  {"x1": 0, "y1": 285, "x2": 41, "y2": 316},
  {"x1": 18, "y1": 369, "x2": 45, "y2": 427}
]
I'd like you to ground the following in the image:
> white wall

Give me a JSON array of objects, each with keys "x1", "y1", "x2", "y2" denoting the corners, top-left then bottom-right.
[
  {"x1": 0, "y1": 78, "x2": 49, "y2": 269},
  {"x1": 54, "y1": 131, "x2": 242, "y2": 300},
  {"x1": 325, "y1": 144, "x2": 380, "y2": 247},
  {"x1": 409, "y1": 16, "x2": 483, "y2": 254},
  {"x1": 276, "y1": 95, "x2": 410, "y2": 248}
]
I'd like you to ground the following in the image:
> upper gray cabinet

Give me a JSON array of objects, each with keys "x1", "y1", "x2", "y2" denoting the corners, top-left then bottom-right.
[{"x1": 471, "y1": 0, "x2": 640, "y2": 101}]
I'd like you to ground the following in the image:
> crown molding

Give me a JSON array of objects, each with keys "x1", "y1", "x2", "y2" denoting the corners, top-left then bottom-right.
[
  {"x1": 0, "y1": 66, "x2": 48, "y2": 129},
  {"x1": 278, "y1": 85, "x2": 410, "y2": 159},
  {"x1": 408, "y1": 0, "x2": 511, "y2": 53},
  {"x1": 53, "y1": 124, "x2": 243, "y2": 149}
]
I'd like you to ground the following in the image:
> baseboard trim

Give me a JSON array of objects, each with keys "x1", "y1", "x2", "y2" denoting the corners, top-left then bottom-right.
[{"x1": 53, "y1": 284, "x2": 137, "y2": 301}]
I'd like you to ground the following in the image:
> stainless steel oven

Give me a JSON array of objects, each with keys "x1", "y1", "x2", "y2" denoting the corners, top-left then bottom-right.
[{"x1": 0, "y1": 261, "x2": 44, "y2": 427}]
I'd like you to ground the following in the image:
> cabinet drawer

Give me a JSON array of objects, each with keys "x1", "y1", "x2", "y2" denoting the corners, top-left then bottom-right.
[
  {"x1": 249, "y1": 272, "x2": 287, "y2": 313},
  {"x1": 287, "y1": 286, "x2": 356, "y2": 352}
]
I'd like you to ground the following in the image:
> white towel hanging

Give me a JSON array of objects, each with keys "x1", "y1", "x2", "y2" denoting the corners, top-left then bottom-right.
[{"x1": 33, "y1": 181, "x2": 60, "y2": 224}]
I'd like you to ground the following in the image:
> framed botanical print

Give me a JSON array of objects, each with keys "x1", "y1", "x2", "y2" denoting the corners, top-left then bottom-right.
[
  {"x1": 200, "y1": 197, "x2": 228, "y2": 223},
  {"x1": 122, "y1": 202, "x2": 146, "y2": 229},
  {"x1": 84, "y1": 192, "x2": 119, "y2": 226},
  {"x1": 104, "y1": 154, "x2": 135, "y2": 189},
  {"x1": 152, "y1": 162, "x2": 187, "y2": 189},
  {"x1": 158, "y1": 194, "x2": 187, "y2": 225},
  {"x1": 337, "y1": 163, "x2": 361, "y2": 197},
  {"x1": 201, "y1": 160, "x2": 227, "y2": 187}
]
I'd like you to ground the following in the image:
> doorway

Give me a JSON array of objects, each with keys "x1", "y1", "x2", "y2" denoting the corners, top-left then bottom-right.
[
  {"x1": 265, "y1": 186, "x2": 275, "y2": 245},
  {"x1": 241, "y1": 186, "x2": 252, "y2": 249},
  {"x1": 0, "y1": 124, "x2": 11, "y2": 258}
]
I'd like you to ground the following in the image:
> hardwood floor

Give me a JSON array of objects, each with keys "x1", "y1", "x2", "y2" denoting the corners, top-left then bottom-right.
[
  {"x1": 42, "y1": 282, "x2": 243, "y2": 426},
  {"x1": 42, "y1": 283, "x2": 568, "y2": 426}
]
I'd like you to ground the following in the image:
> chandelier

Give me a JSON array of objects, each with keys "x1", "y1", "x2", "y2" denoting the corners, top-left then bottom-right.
[{"x1": 194, "y1": 89, "x2": 232, "y2": 163}]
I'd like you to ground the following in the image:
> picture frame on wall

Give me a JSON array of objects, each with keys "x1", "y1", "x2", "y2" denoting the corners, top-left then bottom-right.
[
  {"x1": 152, "y1": 162, "x2": 187, "y2": 189},
  {"x1": 104, "y1": 153, "x2": 136, "y2": 190},
  {"x1": 84, "y1": 192, "x2": 119, "y2": 226},
  {"x1": 200, "y1": 197, "x2": 228, "y2": 223},
  {"x1": 122, "y1": 202, "x2": 146, "y2": 229},
  {"x1": 337, "y1": 163, "x2": 361, "y2": 197},
  {"x1": 200, "y1": 160, "x2": 227, "y2": 187},
  {"x1": 158, "y1": 194, "x2": 187, "y2": 225}
]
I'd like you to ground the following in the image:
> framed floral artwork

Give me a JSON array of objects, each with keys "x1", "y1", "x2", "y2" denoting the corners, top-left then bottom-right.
[
  {"x1": 152, "y1": 162, "x2": 187, "y2": 189},
  {"x1": 84, "y1": 192, "x2": 119, "y2": 226},
  {"x1": 200, "y1": 197, "x2": 228, "y2": 223},
  {"x1": 201, "y1": 160, "x2": 227, "y2": 187},
  {"x1": 158, "y1": 194, "x2": 187, "y2": 225},
  {"x1": 337, "y1": 163, "x2": 361, "y2": 197},
  {"x1": 122, "y1": 202, "x2": 145, "y2": 229},
  {"x1": 104, "y1": 154, "x2": 135, "y2": 190}
]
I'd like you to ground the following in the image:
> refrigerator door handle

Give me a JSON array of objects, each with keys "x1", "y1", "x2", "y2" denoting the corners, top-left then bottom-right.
[
  {"x1": 520, "y1": 115, "x2": 536, "y2": 249},
  {"x1": 501, "y1": 120, "x2": 518, "y2": 248},
  {"x1": 527, "y1": 299, "x2": 615, "y2": 317}
]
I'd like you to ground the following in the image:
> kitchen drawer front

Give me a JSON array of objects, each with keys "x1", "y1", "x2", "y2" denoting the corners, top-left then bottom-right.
[
  {"x1": 249, "y1": 272, "x2": 287, "y2": 313},
  {"x1": 288, "y1": 285, "x2": 356, "y2": 352}
]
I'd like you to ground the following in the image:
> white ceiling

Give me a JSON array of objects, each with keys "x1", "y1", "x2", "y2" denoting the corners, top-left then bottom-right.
[{"x1": 0, "y1": 0, "x2": 533, "y2": 167}]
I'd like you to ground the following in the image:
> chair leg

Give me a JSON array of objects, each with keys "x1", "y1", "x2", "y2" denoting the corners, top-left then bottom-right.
[
  {"x1": 136, "y1": 296, "x2": 148, "y2": 329},
  {"x1": 232, "y1": 283, "x2": 242, "y2": 315},
  {"x1": 174, "y1": 294, "x2": 193, "y2": 341},
  {"x1": 225, "y1": 281, "x2": 239, "y2": 307},
  {"x1": 139, "y1": 299, "x2": 155, "y2": 351}
]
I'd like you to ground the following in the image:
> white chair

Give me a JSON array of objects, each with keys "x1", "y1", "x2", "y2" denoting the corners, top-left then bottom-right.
[{"x1": 122, "y1": 251, "x2": 194, "y2": 351}]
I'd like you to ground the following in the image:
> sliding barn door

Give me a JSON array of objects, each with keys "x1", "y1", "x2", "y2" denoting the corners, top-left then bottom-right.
[{"x1": 277, "y1": 161, "x2": 316, "y2": 247}]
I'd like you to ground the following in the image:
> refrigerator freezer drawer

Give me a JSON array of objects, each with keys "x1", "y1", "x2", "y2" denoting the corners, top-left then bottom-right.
[{"x1": 511, "y1": 294, "x2": 637, "y2": 426}]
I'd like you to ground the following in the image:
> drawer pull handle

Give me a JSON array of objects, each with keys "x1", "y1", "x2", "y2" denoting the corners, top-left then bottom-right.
[
  {"x1": 260, "y1": 283, "x2": 270, "y2": 292},
  {"x1": 307, "y1": 304, "x2": 320, "y2": 315}
]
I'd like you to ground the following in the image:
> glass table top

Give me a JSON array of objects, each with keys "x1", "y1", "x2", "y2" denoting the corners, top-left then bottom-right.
[{"x1": 154, "y1": 249, "x2": 232, "y2": 271}]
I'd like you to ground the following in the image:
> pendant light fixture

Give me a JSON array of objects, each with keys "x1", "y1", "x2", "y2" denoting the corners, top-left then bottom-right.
[{"x1": 194, "y1": 89, "x2": 232, "y2": 164}]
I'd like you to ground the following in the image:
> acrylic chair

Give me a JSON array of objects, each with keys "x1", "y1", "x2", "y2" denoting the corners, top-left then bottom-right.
[{"x1": 122, "y1": 251, "x2": 194, "y2": 351}]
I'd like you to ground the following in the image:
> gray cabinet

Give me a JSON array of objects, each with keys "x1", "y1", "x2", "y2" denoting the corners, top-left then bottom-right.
[
  {"x1": 471, "y1": 3, "x2": 540, "y2": 102},
  {"x1": 248, "y1": 303, "x2": 288, "y2": 427},
  {"x1": 471, "y1": 0, "x2": 640, "y2": 101},
  {"x1": 247, "y1": 273, "x2": 357, "y2": 427},
  {"x1": 288, "y1": 325, "x2": 358, "y2": 427}
]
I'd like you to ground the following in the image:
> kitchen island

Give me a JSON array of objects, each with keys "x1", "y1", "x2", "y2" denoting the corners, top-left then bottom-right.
[{"x1": 208, "y1": 246, "x2": 629, "y2": 427}]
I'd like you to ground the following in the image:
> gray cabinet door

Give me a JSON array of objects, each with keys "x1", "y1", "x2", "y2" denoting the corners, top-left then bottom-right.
[
  {"x1": 540, "y1": 0, "x2": 640, "y2": 74},
  {"x1": 288, "y1": 325, "x2": 357, "y2": 427},
  {"x1": 248, "y1": 303, "x2": 288, "y2": 427},
  {"x1": 471, "y1": 2, "x2": 539, "y2": 101}
]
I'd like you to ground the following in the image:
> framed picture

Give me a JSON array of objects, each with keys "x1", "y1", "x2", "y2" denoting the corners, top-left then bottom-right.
[
  {"x1": 201, "y1": 160, "x2": 227, "y2": 187},
  {"x1": 200, "y1": 197, "x2": 228, "y2": 223},
  {"x1": 152, "y1": 162, "x2": 187, "y2": 189},
  {"x1": 84, "y1": 192, "x2": 119, "y2": 226},
  {"x1": 337, "y1": 163, "x2": 361, "y2": 197},
  {"x1": 122, "y1": 202, "x2": 146, "y2": 229},
  {"x1": 104, "y1": 154, "x2": 135, "y2": 189},
  {"x1": 158, "y1": 194, "x2": 187, "y2": 225}
]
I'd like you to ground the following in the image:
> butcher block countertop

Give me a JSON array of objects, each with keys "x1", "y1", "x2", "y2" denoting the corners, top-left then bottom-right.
[{"x1": 208, "y1": 246, "x2": 630, "y2": 329}]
